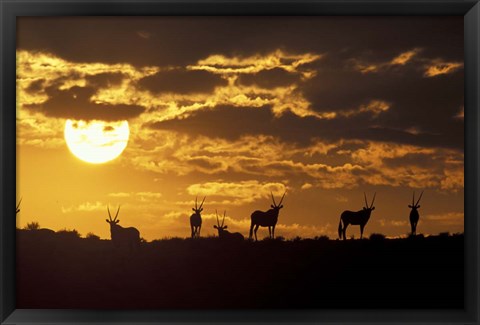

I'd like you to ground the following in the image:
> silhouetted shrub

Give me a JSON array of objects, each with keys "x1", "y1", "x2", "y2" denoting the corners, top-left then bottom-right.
[
  {"x1": 314, "y1": 235, "x2": 330, "y2": 241},
  {"x1": 408, "y1": 233, "x2": 425, "y2": 240},
  {"x1": 275, "y1": 236, "x2": 286, "y2": 242},
  {"x1": 439, "y1": 232, "x2": 450, "y2": 237},
  {"x1": 86, "y1": 232, "x2": 100, "y2": 240},
  {"x1": 56, "y1": 229, "x2": 81, "y2": 240},
  {"x1": 24, "y1": 222, "x2": 40, "y2": 230},
  {"x1": 369, "y1": 233, "x2": 386, "y2": 241}
]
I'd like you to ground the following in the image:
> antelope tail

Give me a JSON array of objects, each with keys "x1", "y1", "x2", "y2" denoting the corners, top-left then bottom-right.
[{"x1": 338, "y1": 219, "x2": 343, "y2": 239}]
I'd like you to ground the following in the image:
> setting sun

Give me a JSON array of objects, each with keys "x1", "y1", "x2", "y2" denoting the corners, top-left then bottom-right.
[{"x1": 64, "y1": 119, "x2": 129, "y2": 164}]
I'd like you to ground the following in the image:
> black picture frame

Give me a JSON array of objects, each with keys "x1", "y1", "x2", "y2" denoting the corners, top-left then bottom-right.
[{"x1": 1, "y1": 0, "x2": 478, "y2": 324}]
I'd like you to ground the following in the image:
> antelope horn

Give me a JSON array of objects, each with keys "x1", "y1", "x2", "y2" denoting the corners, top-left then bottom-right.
[
  {"x1": 195, "y1": 196, "x2": 198, "y2": 210},
  {"x1": 364, "y1": 192, "x2": 368, "y2": 208},
  {"x1": 370, "y1": 192, "x2": 376, "y2": 208},
  {"x1": 416, "y1": 191, "x2": 424, "y2": 206},
  {"x1": 16, "y1": 197, "x2": 22, "y2": 211},
  {"x1": 222, "y1": 210, "x2": 226, "y2": 227},
  {"x1": 199, "y1": 196, "x2": 206, "y2": 209},
  {"x1": 216, "y1": 209, "x2": 220, "y2": 226},
  {"x1": 107, "y1": 205, "x2": 112, "y2": 221},
  {"x1": 114, "y1": 205, "x2": 120, "y2": 221},
  {"x1": 412, "y1": 191, "x2": 415, "y2": 206},
  {"x1": 271, "y1": 192, "x2": 277, "y2": 206},
  {"x1": 278, "y1": 192, "x2": 286, "y2": 206}
]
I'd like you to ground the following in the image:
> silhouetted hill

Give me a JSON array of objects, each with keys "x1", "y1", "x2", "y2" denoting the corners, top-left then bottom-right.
[{"x1": 16, "y1": 229, "x2": 463, "y2": 309}]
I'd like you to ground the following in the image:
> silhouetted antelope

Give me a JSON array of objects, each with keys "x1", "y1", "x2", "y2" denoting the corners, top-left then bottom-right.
[
  {"x1": 190, "y1": 196, "x2": 205, "y2": 238},
  {"x1": 214, "y1": 210, "x2": 244, "y2": 241},
  {"x1": 249, "y1": 192, "x2": 285, "y2": 241},
  {"x1": 16, "y1": 198, "x2": 22, "y2": 214},
  {"x1": 409, "y1": 191, "x2": 423, "y2": 236},
  {"x1": 105, "y1": 205, "x2": 140, "y2": 250},
  {"x1": 338, "y1": 192, "x2": 376, "y2": 240}
]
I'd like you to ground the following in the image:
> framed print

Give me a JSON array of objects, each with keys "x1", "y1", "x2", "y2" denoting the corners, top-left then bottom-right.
[{"x1": 1, "y1": 0, "x2": 479, "y2": 324}]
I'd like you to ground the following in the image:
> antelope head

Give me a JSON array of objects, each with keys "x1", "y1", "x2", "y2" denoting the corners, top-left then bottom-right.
[
  {"x1": 106, "y1": 205, "x2": 121, "y2": 226},
  {"x1": 192, "y1": 196, "x2": 206, "y2": 215},
  {"x1": 270, "y1": 192, "x2": 286, "y2": 211},
  {"x1": 408, "y1": 191, "x2": 423, "y2": 211},
  {"x1": 363, "y1": 192, "x2": 376, "y2": 212},
  {"x1": 214, "y1": 209, "x2": 228, "y2": 231}
]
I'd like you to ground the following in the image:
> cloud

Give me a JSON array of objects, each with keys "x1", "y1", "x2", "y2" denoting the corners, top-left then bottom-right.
[
  {"x1": 17, "y1": 50, "x2": 158, "y2": 88},
  {"x1": 378, "y1": 218, "x2": 408, "y2": 227},
  {"x1": 339, "y1": 100, "x2": 390, "y2": 118},
  {"x1": 349, "y1": 49, "x2": 464, "y2": 80},
  {"x1": 187, "y1": 50, "x2": 322, "y2": 78},
  {"x1": 137, "y1": 30, "x2": 151, "y2": 39},
  {"x1": 139, "y1": 69, "x2": 227, "y2": 94},
  {"x1": 349, "y1": 48, "x2": 422, "y2": 74},
  {"x1": 17, "y1": 110, "x2": 66, "y2": 149},
  {"x1": 26, "y1": 86, "x2": 146, "y2": 121},
  {"x1": 440, "y1": 167, "x2": 464, "y2": 191},
  {"x1": 108, "y1": 192, "x2": 131, "y2": 198},
  {"x1": 424, "y1": 60, "x2": 463, "y2": 77},
  {"x1": 390, "y1": 48, "x2": 422, "y2": 65},
  {"x1": 186, "y1": 181, "x2": 287, "y2": 205},
  {"x1": 108, "y1": 191, "x2": 163, "y2": 201},
  {"x1": 423, "y1": 212, "x2": 463, "y2": 226},
  {"x1": 237, "y1": 68, "x2": 303, "y2": 88},
  {"x1": 85, "y1": 72, "x2": 125, "y2": 88},
  {"x1": 301, "y1": 183, "x2": 313, "y2": 190},
  {"x1": 17, "y1": 51, "x2": 157, "y2": 121},
  {"x1": 61, "y1": 201, "x2": 104, "y2": 213}
]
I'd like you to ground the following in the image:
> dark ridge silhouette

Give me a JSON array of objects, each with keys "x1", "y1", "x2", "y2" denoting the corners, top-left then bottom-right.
[
  {"x1": 16, "y1": 231, "x2": 463, "y2": 309},
  {"x1": 190, "y1": 196, "x2": 205, "y2": 238},
  {"x1": 106, "y1": 205, "x2": 140, "y2": 251},
  {"x1": 249, "y1": 192, "x2": 285, "y2": 241},
  {"x1": 338, "y1": 192, "x2": 376, "y2": 240},
  {"x1": 214, "y1": 210, "x2": 244, "y2": 241},
  {"x1": 409, "y1": 190, "x2": 424, "y2": 236}
]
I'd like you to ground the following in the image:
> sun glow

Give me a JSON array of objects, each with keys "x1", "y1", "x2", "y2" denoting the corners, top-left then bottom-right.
[{"x1": 64, "y1": 119, "x2": 129, "y2": 164}]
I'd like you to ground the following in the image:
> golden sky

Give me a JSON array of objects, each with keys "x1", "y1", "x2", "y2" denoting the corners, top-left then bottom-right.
[{"x1": 16, "y1": 17, "x2": 464, "y2": 240}]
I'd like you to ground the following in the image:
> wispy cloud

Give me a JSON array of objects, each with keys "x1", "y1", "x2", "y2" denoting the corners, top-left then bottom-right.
[
  {"x1": 186, "y1": 181, "x2": 287, "y2": 205},
  {"x1": 61, "y1": 201, "x2": 105, "y2": 213},
  {"x1": 424, "y1": 60, "x2": 463, "y2": 77},
  {"x1": 350, "y1": 48, "x2": 422, "y2": 74},
  {"x1": 187, "y1": 50, "x2": 322, "y2": 78},
  {"x1": 137, "y1": 31, "x2": 151, "y2": 39},
  {"x1": 423, "y1": 212, "x2": 463, "y2": 226},
  {"x1": 390, "y1": 48, "x2": 422, "y2": 65},
  {"x1": 339, "y1": 100, "x2": 391, "y2": 118}
]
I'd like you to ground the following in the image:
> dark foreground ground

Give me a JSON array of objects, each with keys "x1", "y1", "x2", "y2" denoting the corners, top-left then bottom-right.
[{"x1": 17, "y1": 230, "x2": 463, "y2": 309}]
